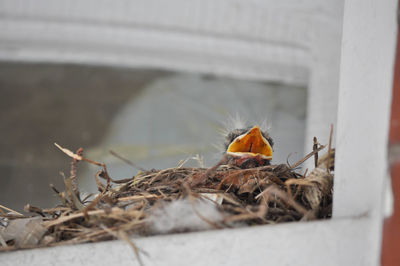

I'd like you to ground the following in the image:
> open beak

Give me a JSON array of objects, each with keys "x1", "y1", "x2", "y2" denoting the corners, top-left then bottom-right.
[{"x1": 226, "y1": 126, "x2": 273, "y2": 159}]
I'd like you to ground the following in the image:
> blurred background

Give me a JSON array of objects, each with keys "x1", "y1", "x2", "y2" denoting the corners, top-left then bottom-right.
[{"x1": 0, "y1": 0, "x2": 343, "y2": 212}]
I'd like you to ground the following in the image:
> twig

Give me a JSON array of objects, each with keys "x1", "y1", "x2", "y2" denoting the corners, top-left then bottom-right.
[
  {"x1": 223, "y1": 205, "x2": 268, "y2": 223},
  {"x1": 195, "y1": 154, "x2": 229, "y2": 185},
  {"x1": 100, "y1": 225, "x2": 145, "y2": 266},
  {"x1": 24, "y1": 204, "x2": 45, "y2": 217},
  {"x1": 255, "y1": 185, "x2": 313, "y2": 219},
  {"x1": 289, "y1": 144, "x2": 326, "y2": 170},
  {"x1": 0, "y1": 204, "x2": 24, "y2": 216},
  {"x1": 313, "y1": 137, "x2": 318, "y2": 168},
  {"x1": 0, "y1": 234, "x2": 7, "y2": 247},
  {"x1": 81, "y1": 193, "x2": 103, "y2": 220},
  {"x1": 327, "y1": 124, "x2": 334, "y2": 173},
  {"x1": 64, "y1": 177, "x2": 85, "y2": 210},
  {"x1": 55, "y1": 143, "x2": 105, "y2": 167},
  {"x1": 44, "y1": 207, "x2": 125, "y2": 228},
  {"x1": 117, "y1": 195, "x2": 159, "y2": 202},
  {"x1": 109, "y1": 150, "x2": 146, "y2": 172},
  {"x1": 70, "y1": 148, "x2": 84, "y2": 197},
  {"x1": 50, "y1": 183, "x2": 69, "y2": 205}
]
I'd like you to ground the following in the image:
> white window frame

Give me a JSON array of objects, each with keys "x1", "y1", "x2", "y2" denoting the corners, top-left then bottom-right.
[{"x1": 0, "y1": 0, "x2": 397, "y2": 265}]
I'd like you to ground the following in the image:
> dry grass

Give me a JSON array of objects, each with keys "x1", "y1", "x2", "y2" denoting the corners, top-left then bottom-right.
[{"x1": 0, "y1": 141, "x2": 334, "y2": 254}]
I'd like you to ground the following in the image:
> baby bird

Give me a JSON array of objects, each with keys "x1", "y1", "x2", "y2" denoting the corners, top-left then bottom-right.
[
  {"x1": 190, "y1": 122, "x2": 274, "y2": 187},
  {"x1": 224, "y1": 125, "x2": 274, "y2": 168}
]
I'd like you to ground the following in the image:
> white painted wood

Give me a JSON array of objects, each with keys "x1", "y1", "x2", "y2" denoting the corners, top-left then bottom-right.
[
  {"x1": 0, "y1": 0, "x2": 344, "y2": 167},
  {"x1": 0, "y1": 217, "x2": 377, "y2": 266},
  {"x1": 332, "y1": 0, "x2": 398, "y2": 264},
  {"x1": 0, "y1": 0, "x2": 313, "y2": 85},
  {"x1": 333, "y1": 0, "x2": 397, "y2": 217}
]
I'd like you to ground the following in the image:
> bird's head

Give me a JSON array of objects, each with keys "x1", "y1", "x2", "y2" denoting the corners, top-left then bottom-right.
[{"x1": 224, "y1": 125, "x2": 274, "y2": 168}]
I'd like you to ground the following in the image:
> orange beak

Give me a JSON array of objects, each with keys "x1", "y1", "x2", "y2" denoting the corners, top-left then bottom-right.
[{"x1": 226, "y1": 126, "x2": 273, "y2": 159}]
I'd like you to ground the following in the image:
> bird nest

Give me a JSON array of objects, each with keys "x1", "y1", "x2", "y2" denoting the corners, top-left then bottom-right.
[{"x1": 0, "y1": 140, "x2": 334, "y2": 256}]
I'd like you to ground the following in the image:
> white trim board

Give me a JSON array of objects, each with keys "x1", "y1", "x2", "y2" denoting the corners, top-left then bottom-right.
[
  {"x1": 334, "y1": 0, "x2": 397, "y2": 218},
  {"x1": 0, "y1": 217, "x2": 376, "y2": 266},
  {"x1": 0, "y1": 0, "x2": 344, "y2": 163},
  {"x1": 0, "y1": 0, "x2": 314, "y2": 85}
]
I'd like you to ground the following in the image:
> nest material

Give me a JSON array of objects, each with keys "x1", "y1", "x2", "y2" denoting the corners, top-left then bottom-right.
[{"x1": 0, "y1": 143, "x2": 334, "y2": 254}]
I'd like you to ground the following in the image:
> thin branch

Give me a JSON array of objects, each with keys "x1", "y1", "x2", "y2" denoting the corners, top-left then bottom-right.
[
  {"x1": 289, "y1": 144, "x2": 326, "y2": 170},
  {"x1": 109, "y1": 150, "x2": 146, "y2": 172}
]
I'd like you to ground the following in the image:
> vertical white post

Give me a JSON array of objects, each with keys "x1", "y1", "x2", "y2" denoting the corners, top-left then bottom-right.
[
  {"x1": 334, "y1": 0, "x2": 397, "y2": 218},
  {"x1": 333, "y1": 0, "x2": 397, "y2": 265},
  {"x1": 333, "y1": 0, "x2": 397, "y2": 264}
]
